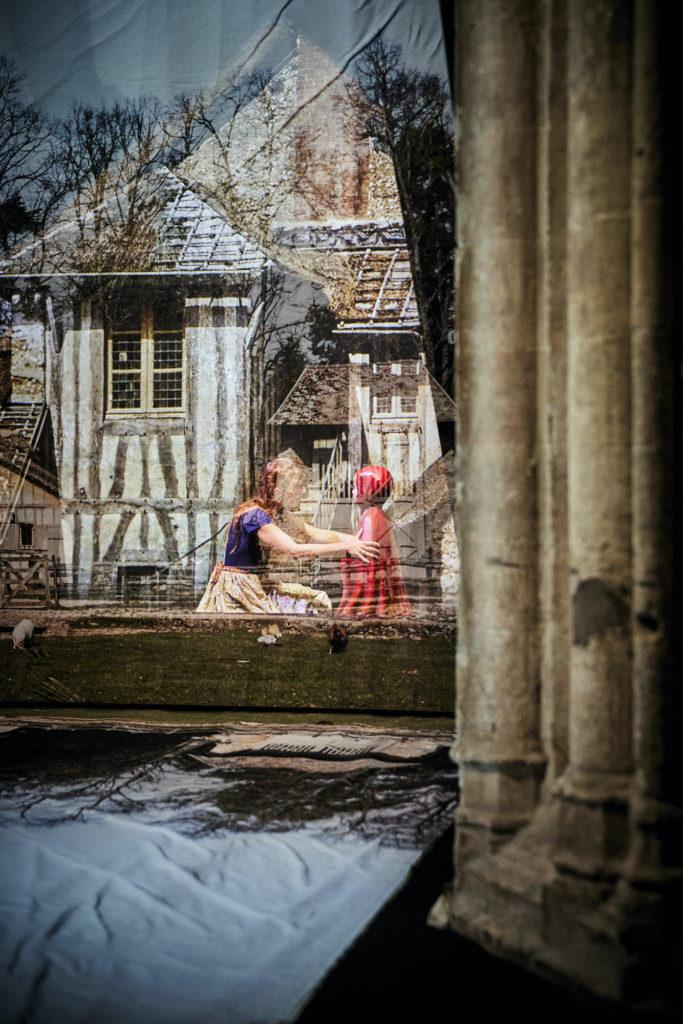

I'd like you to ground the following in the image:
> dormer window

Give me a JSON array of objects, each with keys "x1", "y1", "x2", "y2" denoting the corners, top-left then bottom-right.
[{"x1": 373, "y1": 392, "x2": 418, "y2": 418}]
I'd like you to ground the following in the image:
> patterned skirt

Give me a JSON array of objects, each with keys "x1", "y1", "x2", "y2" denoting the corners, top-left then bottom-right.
[{"x1": 196, "y1": 563, "x2": 332, "y2": 615}]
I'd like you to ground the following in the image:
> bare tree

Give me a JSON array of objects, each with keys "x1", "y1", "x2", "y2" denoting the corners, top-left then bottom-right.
[
  {"x1": 346, "y1": 37, "x2": 455, "y2": 391},
  {"x1": 0, "y1": 56, "x2": 56, "y2": 256},
  {"x1": 51, "y1": 97, "x2": 168, "y2": 274},
  {"x1": 162, "y1": 92, "x2": 209, "y2": 169}
]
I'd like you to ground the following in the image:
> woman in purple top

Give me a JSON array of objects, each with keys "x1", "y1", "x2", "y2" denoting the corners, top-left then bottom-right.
[
  {"x1": 222, "y1": 506, "x2": 274, "y2": 570},
  {"x1": 197, "y1": 457, "x2": 379, "y2": 615}
]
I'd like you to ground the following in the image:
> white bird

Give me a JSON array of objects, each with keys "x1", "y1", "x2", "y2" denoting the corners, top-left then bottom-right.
[{"x1": 12, "y1": 619, "x2": 35, "y2": 651}]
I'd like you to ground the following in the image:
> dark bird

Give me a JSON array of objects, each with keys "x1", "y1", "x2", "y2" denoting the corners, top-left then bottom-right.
[{"x1": 327, "y1": 623, "x2": 348, "y2": 654}]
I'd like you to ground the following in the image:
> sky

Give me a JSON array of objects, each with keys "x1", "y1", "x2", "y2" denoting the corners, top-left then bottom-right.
[{"x1": 1, "y1": 0, "x2": 449, "y2": 116}]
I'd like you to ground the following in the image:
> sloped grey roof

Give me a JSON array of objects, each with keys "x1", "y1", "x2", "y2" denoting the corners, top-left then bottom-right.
[
  {"x1": 275, "y1": 220, "x2": 420, "y2": 332},
  {"x1": 337, "y1": 248, "x2": 419, "y2": 332},
  {"x1": 1, "y1": 171, "x2": 267, "y2": 278},
  {"x1": 152, "y1": 174, "x2": 268, "y2": 273},
  {"x1": 271, "y1": 366, "x2": 350, "y2": 425},
  {"x1": 270, "y1": 362, "x2": 455, "y2": 426}
]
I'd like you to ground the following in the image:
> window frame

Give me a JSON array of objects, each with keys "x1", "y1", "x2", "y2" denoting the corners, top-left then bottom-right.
[
  {"x1": 19, "y1": 522, "x2": 34, "y2": 548},
  {"x1": 106, "y1": 302, "x2": 186, "y2": 418},
  {"x1": 373, "y1": 394, "x2": 393, "y2": 417},
  {"x1": 398, "y1": 394, "x2": 417, "y2": 415},
  {"x1": 372, "y1": 392, "x2": 419, "y2": 419}
]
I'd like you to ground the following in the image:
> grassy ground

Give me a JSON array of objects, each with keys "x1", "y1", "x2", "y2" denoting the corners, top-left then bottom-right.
[
  {"x1": 0, "y1": 708, "x2": 454, "y2": 732},
  {"x1": 0, "y1": 631, "x2": 455, "y2": 713}
]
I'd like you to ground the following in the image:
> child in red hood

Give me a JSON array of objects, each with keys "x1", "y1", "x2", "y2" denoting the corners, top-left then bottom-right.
[{"x1": 336, "y1": 465, "x2": 411, "y2": 618}]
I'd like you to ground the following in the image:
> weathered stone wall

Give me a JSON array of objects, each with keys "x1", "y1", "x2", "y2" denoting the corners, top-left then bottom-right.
[
  {"x1": 291, "y1": 40, "x2": 370, "y2": 221},
  {"x1": 431, "y1": 0, "x2": 682, "y2": 1011},
  {"x1": 366, "y1": 148, "x2": 403, "y2": 221},
  {"x1": 9, "y1": 318, "x2": 45, "y2": 402},
  {"x1": 182, "y1": 38, "x2": 381, "y2": 238}
]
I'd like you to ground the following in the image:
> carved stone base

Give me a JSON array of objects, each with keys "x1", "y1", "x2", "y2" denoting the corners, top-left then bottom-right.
[{"x1": 430, "y1": 799, "x2": 683, "y2": 1013}]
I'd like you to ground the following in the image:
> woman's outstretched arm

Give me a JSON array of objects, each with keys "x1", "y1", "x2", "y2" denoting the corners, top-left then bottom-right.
[
  {"x1": 303, "y1": 522, "x2": 361, "y2": 545},
  {"x1": 257, "y1": 522, "x2": 379, "y2": 563}
]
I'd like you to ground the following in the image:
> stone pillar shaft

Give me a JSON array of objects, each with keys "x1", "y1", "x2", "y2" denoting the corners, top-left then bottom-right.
[
  {"x1": 436, "y1": 0, "x2": 683, "y2": 1008},
  {"x1": 455, "y1": 0, "x2": 542, "y2": 858},
  {"x1": 630, "y1": 0, "x2": 682, "y2": 812},
  {"x1": 537, "y1": 0, "x2": 570, "y2": 790},
  {"x1": 565, "y1": 0, "x2": 633, "y2": 782},
  {"x1": 623, "y1": 5, "x2": 683, "y2": 944}
]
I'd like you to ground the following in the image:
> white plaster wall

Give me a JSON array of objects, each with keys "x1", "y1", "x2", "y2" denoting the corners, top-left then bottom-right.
[
  {"x1": 57, "y1": 329, "x2": 78, "y2": 500},
  {"x1": 98, "y1": 513, "x2": 120, "y2": 559},
  {"x1": 122, "y1": 435, "x2": 144, "y2": 497},
  {"x1": 60, "y1": 516, "x2": 74, "y2": 570},
  {"x1": 123, "y1": 515, "x2": 142, "y2": 558},
  {"x1": 408, "y1": 426, "x2": 422, "y2": 483},
  {"x1": 169, "y1": 512, "x2": 190, "y2": 562},
  {"x1": 187, "y1": 309, "x2": 246, "y2": 505},
  {"x1": 170, "y1": 435, "x2": 187, "y2": 498},
  {"x1": 100, "y1": 435, "x2": 119, "y2": 496},
  {"x1": 221, "y1": 324, "x2": 246, "y2": 500},
  {"x1": 194, "y1": 512, "x2": 213, "y2": 585},
  {"x1": 145, "y1": 512, "x2": 167, "y2": 561},
  {"x1": 419, "y1": 382, "x2": 442, "y2": 469},
  {"x1": 79, "y1": 513, "x2": 96, "y2": 583},
  {"x1": 190, "y1": 322, "x2": 221, "y2": 499},
  {"x1": 76, "y1": 324, "x2": 104, "y2": 496}
]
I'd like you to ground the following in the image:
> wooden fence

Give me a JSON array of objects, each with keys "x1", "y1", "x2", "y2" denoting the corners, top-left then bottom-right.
[{"x1": 0, "y1": 550, "x2": 56, "y2": 608}]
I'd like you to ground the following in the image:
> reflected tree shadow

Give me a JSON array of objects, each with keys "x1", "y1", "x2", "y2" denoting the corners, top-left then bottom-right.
[{"x1": 0, "y1": 727, "x2": 458, "y2": 849}]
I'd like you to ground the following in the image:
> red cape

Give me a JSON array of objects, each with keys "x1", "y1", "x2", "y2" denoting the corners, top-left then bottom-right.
[{"x1": 336, "y1": 507, "x2": 411, "y2": 617}]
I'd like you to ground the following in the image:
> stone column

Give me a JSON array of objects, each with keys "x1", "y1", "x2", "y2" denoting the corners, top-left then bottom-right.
[
  {"x1": 552, "y1": 0, "x2": 634, "y2": 878},
  {"x1": 433, "y1": 0, "x2": 682, "y2": 1009},
  {"x1": 629, "y1": 0, "x2": 682, "y2": 830},
  {"x1": 452, "y1": 0, "x2": 543, "y2": 866},
  {"x1": 536, "y1": 0, "x2": 570, "y2": 791},
  {"x1": 615, "y1": 1, "x2": 683, "y2": 1002}
]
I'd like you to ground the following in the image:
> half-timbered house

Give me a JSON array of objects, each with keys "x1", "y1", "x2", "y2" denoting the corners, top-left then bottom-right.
[{"x1": 1, "y1": 175, "x2": 269, "y2": 604}]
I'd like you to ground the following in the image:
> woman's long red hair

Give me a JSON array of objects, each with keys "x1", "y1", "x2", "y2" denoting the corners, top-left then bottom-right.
[{"x1": 227, "y1": 457, "x2": 303, "y2": 553}]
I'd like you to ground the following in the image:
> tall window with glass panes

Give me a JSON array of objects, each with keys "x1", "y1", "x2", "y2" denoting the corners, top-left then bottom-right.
[{"x1": 106, "y1": 296, "x2": 184, "y2": 415}]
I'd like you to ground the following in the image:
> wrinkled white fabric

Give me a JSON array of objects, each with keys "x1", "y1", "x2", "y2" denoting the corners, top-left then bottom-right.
[{"x1": 0, "y1": 812, "x2": 415, "y2": 1024}]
